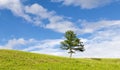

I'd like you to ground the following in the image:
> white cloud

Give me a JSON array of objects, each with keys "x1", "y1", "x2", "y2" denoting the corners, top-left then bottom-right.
[
  {"x1": 78, "y1": 20, "x2": 120, "y2": 34},
  {"x1": 0, "y1": 0, "x2": 78, "y2": 33},
  {"x1": 73, "y1": 20, "x2": 120, "y2": 58},
  {"x1": 25, "y1": 3, "x2": 79, "y2": 33},
  {"x1": 81, "y1": 28, "x2": 120, "y2": 58},
  {"x1": 0, "y1": 38, "x2": 34, "y2": 49},
  {"x1": 24, "y1": 3, "x2": 53, "y2": 26},
  {"x1": 25, "y1": 4, "x2": 52, "y2": 19},
  {"x1": 51, "y1": 0, "x2": 118, "y2": 9},
  {"x1": 23, "y1": 39, "x2": 63, "y2": 51},
  {"x1": 0, "y1": 0, "x2": 120, "y2": 34},
  {"x1": 0, "y1": 38, "x2": 66, "y2": 56},
  {"x1": 46, "y1": 19, "x2": 78, "y2": 33},
  {"x1": 0, "y1": 0, "x2": 32, "y2": 22}
]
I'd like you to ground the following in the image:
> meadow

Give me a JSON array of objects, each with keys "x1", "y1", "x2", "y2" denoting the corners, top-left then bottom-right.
[{"x1": 0, "y1": 49, "x2": 120, "y2": 70}]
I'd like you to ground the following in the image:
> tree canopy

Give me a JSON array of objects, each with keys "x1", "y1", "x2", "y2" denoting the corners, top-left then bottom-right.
[{"x1": 60, "y1": 30, "x2": 85, "y2": 58}]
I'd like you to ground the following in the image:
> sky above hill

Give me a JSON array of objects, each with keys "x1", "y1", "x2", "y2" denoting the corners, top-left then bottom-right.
[{"x1": 0, "y1": 0, "x2": 120, "y2": 58}]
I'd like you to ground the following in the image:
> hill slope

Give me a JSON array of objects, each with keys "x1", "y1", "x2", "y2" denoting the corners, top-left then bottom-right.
[{"x1": 0, "y1": 49, "x2": 120, "y2": 70}]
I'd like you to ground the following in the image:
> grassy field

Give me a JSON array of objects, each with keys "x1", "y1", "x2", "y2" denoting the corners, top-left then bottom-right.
[{"x1": 0, "y1": 49, "x2": 120, "y2": 70}]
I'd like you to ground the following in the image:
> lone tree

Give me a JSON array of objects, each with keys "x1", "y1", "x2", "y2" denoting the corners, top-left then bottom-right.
[{"x1": 60, "y1": 30, "x2": 85, "y2": 58}]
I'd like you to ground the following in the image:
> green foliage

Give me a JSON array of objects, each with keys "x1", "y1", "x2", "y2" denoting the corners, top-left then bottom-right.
[
  {"x1": 0, "y1": 49, "x2": 120, "y2": 70},
  {"x1": 61, "y1": 30, "x2": 85, "y2": 58}
]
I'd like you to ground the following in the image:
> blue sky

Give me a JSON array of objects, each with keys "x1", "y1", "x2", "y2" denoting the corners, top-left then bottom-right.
[{"x1": 0, "y1": 0, "x2": 120, "y2": 58}]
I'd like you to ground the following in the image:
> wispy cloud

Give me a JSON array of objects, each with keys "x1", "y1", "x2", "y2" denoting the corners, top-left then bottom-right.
[
  {"x1": 0, "y1": 38, "x2": 66, "y2": 56},
  {"x1": 0, "y1": 38, "x2": 34, "y2": 49},
  {"x1": 23, "y1": 39, "x2": 63, "y2": 51},
  {"x1": 82, "y1": 28, "x2": 120, "y2": 58},
  {"x1": 0, "y1": 0, "x2": 32, "y2": 22},
  {"x1": 0, "y1": 0, "x2": 120, "y2": 34},
  {"x1": 0, "y1": 0, "x2": 79, "y2": 33},
  {"x1": 51, "y1": 0, "x2": 119, "y2": 9},
  {"x1": 25, "y1": 3, "x2": 79, "y2": 33},
  {"x1": 79, "y1": 20, "x2": 120, "y2": 34}
]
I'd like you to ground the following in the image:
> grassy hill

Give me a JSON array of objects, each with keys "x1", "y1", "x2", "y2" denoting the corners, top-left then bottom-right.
[{"x1": 0, "y1": 49, "x2": 120, "y2": 70}]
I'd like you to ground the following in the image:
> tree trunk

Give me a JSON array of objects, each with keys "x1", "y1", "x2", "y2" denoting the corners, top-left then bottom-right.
[{"x1": 70, "y1": 53, "x2": 72, "y2": 58}]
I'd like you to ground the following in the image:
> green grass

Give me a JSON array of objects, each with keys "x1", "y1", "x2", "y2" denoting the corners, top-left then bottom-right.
[{"x1": 0, "y1": 49, "x2": 120, "y2": 70}]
